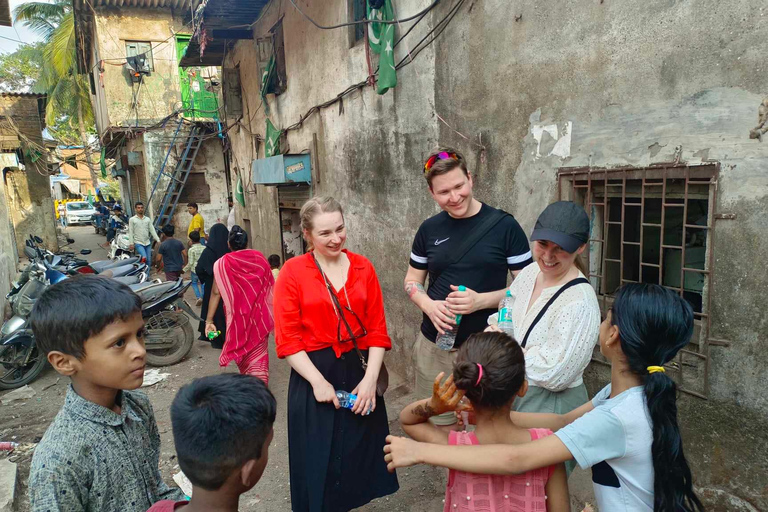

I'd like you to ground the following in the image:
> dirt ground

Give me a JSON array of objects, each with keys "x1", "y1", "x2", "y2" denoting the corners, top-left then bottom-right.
[{"x1": 0, "y1": 225, "x2": 594, "y2": 511}]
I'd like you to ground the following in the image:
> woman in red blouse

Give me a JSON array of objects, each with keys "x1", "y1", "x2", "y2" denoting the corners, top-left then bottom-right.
[{"x1": 274, "y1": 196, "x2": 399, "y2": 511}]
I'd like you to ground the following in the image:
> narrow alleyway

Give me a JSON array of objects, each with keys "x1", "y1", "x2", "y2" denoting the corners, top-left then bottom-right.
[{"x1": 0, "y1": 226, "x2": 593, "y2": 511}]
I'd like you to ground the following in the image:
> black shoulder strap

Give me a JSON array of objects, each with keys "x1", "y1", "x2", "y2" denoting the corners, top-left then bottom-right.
[
  {"x1": 430, "y1": 209, "x2": 507, "y2": 288},
  {"x1": 521, "y1": 277, "x2": 590, "y2": 348}
]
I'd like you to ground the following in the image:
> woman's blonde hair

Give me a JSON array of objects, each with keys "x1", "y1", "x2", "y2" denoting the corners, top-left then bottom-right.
[{"x1": 300, "y1": 196, "x2": 344, "y2": 249}]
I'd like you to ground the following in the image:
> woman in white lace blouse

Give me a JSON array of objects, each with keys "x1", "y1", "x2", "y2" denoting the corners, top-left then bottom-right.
[{"x1": 494, "y1": 202, "x2": 600, "y2": 471}]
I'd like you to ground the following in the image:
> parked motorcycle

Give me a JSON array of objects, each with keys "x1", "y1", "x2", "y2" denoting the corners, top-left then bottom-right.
[
  {"x1": 0, "y1": 243, "x2": 195, "y2": 389},
  {"x1": 109, "y1": 228, "x2": 135, "y2": 261}
]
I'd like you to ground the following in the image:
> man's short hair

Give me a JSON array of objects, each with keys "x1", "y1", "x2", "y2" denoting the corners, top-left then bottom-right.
[
  {"x1": 187, "y1": 202, "x2": 198, "y2": 210},
  {"x1": 189, "y1": 230, "x2": 201, "y2": 243},
  {"x1": 171, "y1": 374, "x2": 277, "y2": 490},
  {"x1": 30, "y1": 276, "x2": 142, "y2": 360},
  {"x1": 424, "y1": 146, "x2": 469, "y2": 188},
  {"x1": 162, "y1": 224, "x2": 175, "y2": 237},
  {"x1": 135, "y1": 201, "x2": 144, "y2": 208},
  {"x1": 268, "y1": 254, "x2": 280, "y2": 269}
]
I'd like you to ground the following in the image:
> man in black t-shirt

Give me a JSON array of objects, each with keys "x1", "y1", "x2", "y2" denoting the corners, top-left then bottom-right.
[
  {"x1": 404, "y1": 147, "x2": 532, "y2": 426},
  {"x1": 157, "y1": 224, "x2": 187, "y2": 282}
]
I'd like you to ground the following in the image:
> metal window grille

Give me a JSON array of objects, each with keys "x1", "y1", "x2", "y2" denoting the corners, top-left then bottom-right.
[{"x1": 557, "y1": 164, "x2": 730, "y2": 399}]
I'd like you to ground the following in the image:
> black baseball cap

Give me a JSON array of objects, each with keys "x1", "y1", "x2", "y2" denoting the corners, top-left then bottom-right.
[{"x1": 530, "y1": 201, "x2": 590, "y2": 253}]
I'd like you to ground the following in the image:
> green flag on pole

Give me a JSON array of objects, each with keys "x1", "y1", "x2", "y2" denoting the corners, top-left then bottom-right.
[
  {"x1": 235, "y1": 176, "x2": 245, "y2": 207},
  {"x1": 266, "y1": 118, "x2": 281, "y2": 157},
  {"x1": 367, "y1": 0, "x2": 397, "y2": 95}
]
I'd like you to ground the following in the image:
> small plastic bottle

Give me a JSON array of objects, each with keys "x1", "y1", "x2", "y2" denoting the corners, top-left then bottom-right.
[
  {"x1": 0, "y1": 442, "x2": 18, "y2": 451},
  {"x1": 436, "y1": 285, "x2": 466, "y2": 350},
  {"x1": 336, "y1": 390, "x2": 371, "y2": 415},
  {"x1": 498, "y1": 290, "x2": 515, "y2": 336},
  {"x1": 207, "y1": 330, "x2": 221, "y2": 341}
]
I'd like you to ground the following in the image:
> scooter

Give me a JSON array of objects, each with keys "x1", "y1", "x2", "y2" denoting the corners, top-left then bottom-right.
[{"x1": 108, "y1": 227, "x2": 135, "y2": 261}]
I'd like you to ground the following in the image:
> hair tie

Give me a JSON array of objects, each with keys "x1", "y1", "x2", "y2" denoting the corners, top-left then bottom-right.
[
  {"x1": 475, "y1": 364, "x2": 483, "y2": 387},
  {"x1": 647, "y1": 366, "x2": 665, "y2": 375}
]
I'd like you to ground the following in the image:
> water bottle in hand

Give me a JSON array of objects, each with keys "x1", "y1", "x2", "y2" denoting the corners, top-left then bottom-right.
[
  {"x1": 336, "y1": 390, "x2": 371, "y2": 415},
  {"x1": 436, "y1": 285, "x2": 465, "y2": 351},
  {"x1": 498, "y1": 290, "x2": 515, "y2": 336}
]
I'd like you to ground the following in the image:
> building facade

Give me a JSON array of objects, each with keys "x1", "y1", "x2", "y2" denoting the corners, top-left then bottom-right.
[{"x1": 73, "y1": 0, "x2": 230, "y2": 233}]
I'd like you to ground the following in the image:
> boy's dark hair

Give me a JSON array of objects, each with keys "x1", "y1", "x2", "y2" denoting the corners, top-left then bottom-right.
[
  {"x1": 30, "y1": 276, "x2": 142, "y2": 360},
  {"x1": 424, "y1": 146, "x2": 468, "y2": 188},
  {"x1": 171, "y1": 374, "x2": 277, "y2": 490},
  {"x1": 611, "y1": 283, "x2": 703, "y2": 512},
  {"x1": 134, "y1": 201, "x2": 144, "y2": 208},
  {"x1": 268, "y1": 254, "x2": 280, "y2": 269},
  {"x1": 189, "y1": 230, "x2": 201, "y2": 243},
  {"x1": 228, "y1": 225, "x2": 248, "y2": 251},
  {"x1": 187, "y1": 202, "x2": 198, "y2": 210},
  {"x1": 162, "y1": 224, "x2": 175, "y2": 237},
  {"x1": 453, "y1": 331, "x2": 526, "y2": 410}
]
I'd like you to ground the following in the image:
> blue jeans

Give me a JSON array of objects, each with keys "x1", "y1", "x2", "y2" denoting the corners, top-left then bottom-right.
[
  {"x1": 135, "y1": 244, "x2": 151, "y2": 265},
  {"x1": 190, "y1": 272, "x2": 204, "y2": 299}
]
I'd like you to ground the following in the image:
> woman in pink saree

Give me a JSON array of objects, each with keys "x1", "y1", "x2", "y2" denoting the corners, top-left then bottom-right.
[{"x1": 205, "y1": 225, "x2": 275, "y2": 384}]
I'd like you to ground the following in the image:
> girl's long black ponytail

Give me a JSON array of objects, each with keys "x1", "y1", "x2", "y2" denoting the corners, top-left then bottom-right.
[{"x1": 612, "y1": 284, "x2": 704, "y2": 512}]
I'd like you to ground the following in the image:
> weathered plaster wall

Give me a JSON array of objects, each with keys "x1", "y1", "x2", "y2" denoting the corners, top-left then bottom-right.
[
  {"x1": 224, "y1": 0, "x2": 440, "y2": 380},
  {"x1": 430, "y1": 0, "x2": 768, "y2": 507},
  {"x1": 0, "y1": 96, "x2": 58, "y2": 257},
  {"x1": 91, "y1": 8, "x2": 200, "y2": 130},
  {"x1": 0, "y1": 172, "x2": 17, "y2": 298}
]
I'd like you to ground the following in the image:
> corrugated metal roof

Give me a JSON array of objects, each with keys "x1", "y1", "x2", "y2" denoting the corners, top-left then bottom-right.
[
  {"x1": 0, "y1": 0, "x2": 11, "y2": 27},
  {"x1": 75, "y1": 0, "x2": 193, "y2": 9},
  {"x1": 0, "y1": 92, "x2": 47, "y2": 98}
]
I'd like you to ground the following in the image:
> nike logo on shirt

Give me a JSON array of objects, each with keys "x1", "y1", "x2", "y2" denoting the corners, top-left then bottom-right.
[{"x1": 435, "y1": 238, "x2": 450, "y2": 245}]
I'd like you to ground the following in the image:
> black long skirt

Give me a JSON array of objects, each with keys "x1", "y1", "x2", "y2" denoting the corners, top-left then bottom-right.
[{"x1": 288, "y1": 347, "x2": 399, "y2": 512}]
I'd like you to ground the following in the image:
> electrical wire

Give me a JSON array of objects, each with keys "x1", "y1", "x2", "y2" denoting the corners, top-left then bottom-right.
[{"x1": 288, "y1": 0, "x2": 441, "y2": 29}]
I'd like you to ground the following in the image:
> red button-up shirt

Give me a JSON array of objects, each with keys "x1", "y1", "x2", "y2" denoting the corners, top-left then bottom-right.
[{"x1": 274, "y1": 250, "x2": 392, "y2": 358}]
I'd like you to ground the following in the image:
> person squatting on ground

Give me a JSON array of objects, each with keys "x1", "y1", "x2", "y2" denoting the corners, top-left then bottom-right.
[
  {"x1": 399, "y1": 331, "x2": 569, "y2": 512},
  {"x1": 184, "y1": 230, "x2": 205, "y2": 306},
  {"x1": 205, "y1": 226, "x2": 275, "y2": 384},
  {"x1": 195, "y1": 223, "x2": 230, "y2": 347},
  {"x1": 128, "y1": 201, "x2": 161, "y2": 265},
  {"x1": 157, "y1": 224, "x2": 187, "y2": 282},
  {"x1": 385, "y1": 283, "x2": 705, "y2": 512},
  {"x1": 274, "y1": 196, "x2": 398, "y2": 511},
  {"x1": 147, "y1": 373, "x2": 277, "y2": 512},
  {"x1": 28, "y1": 276, "x2": 184, "y2": 511},
  {"x1": 405, "y1": 147, "x2": 532, "y2": 428}
]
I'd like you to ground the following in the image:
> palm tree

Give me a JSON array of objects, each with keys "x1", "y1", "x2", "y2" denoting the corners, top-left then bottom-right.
[{"x1": 14, "y1": 1, "x2": 99, "y2": 190}]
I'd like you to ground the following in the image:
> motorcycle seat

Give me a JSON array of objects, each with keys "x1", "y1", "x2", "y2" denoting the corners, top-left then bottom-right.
[
  {"x1": 135, "y1": 279, "x2": 183, "y2": 303},
  {"x1": 91, "y1": 257, "x2": 139, "y2": 272},
  {"x1": 108, "y1": 264, "x2": 135, "y2": 277},
  {"x1": 113, "y1": 275, "x2": 139, "y2": 285}
]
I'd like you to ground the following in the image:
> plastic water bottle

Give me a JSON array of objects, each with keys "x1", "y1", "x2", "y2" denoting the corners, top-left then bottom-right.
[
  {"x1": 498, "y1": 290, "x2": 515, "y2": 336},
  {"x1": 336, "y1": 390, "x2": 371, "y2": 415},
  {"x1": 436, "y1": 285, "x2": 466, "y2": 351}
]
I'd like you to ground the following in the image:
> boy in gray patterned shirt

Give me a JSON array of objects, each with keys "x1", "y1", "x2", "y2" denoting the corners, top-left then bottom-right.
[{"x1": 28, "y1": 277, "x2": 184, "y2": 512}]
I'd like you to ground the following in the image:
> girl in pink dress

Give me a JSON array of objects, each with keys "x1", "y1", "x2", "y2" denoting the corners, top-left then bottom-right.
[{"x1": 398, "y1": 331, "x2": 569, "y2": 512}]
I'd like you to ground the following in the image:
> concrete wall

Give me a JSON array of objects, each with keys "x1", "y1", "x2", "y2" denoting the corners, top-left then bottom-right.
[
  {"x1": 0, "y1": 96, "x2": 58, "y2": 256},
  {"x1": 220, "y1": 0, "x2": 768, "y2": 507},
  {"x1": 91, "y1": 8, "x2": 188, "y2": 130}
]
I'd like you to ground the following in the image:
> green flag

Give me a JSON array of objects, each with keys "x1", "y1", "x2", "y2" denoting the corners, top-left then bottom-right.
[
  {"x1": 260, "y1": 54, "x2": 276, "y2": 114},
  {"x1": 367, "y1": 0, "x2": 397, "y2": 95},
  {"x1": 235, "y1": 176, "x2": 245, "y2": 207},
  {"x1": 266, "y1": 118, "x2": 281, "y2": 157}
]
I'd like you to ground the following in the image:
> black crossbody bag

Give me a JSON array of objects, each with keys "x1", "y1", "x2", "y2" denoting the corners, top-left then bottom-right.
[
  {"x1": 313, "y1": 254, "x2": 389, "y2": 396},
  {"x1": 520, "y1": 277, "x2": 590, "y2": 348},
  {"x1": 429, "y1": 209, "x2": 508, "y2": 290}
]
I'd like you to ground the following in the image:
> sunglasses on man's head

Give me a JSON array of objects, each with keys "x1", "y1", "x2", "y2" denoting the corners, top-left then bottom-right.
[{"x1": 423, "y1": 151, "x2": 459, "y2": 174}]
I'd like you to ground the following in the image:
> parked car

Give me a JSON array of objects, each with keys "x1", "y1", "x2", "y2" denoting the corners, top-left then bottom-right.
[{"x1": 64, "y1": 201, "x2": 96, "y2": 225}]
